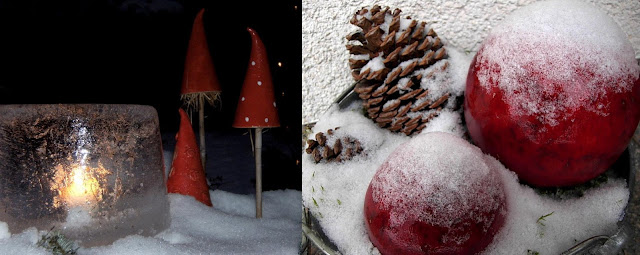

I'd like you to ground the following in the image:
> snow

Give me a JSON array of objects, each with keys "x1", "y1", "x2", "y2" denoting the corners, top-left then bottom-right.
[
  {"x1": 474, "y1": 0, "x2": 640, "y2": 127},
  {"x1": 303, "y1": 102, "x2": 628, "y2": 254},
  {"x1": 415, "y1": 110, "x2": 465, "y2": 143},
  {"x1": 0, "y1": 149, "x2": 301, "y2": 255},
  {"x1": 0, "y1": 222, "x2": 10, "y2": 240},
  {"x1": 483, "y1": 156, "x2": 627, "y2": 254},
  {"x1": 360, "y1": 55, "x2": 385, "y2": 74},
  {"x1": 367, "y1": 132, "x2": 506, "y2": 248}
]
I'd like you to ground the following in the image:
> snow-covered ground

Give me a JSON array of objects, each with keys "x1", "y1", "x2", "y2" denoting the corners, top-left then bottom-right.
[
  {"x1": 0, "y1": 189, "x2": 301, "y2": 255},
  {"x1": 0, "y1": 131, "x2": 302, "y2": 255}
]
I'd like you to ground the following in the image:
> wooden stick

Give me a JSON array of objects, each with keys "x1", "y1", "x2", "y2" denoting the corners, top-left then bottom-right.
[
  {"x1": 255, "y1": 127, "x2": 263, "y2": 218},
  {"x1": 199, "y1": 96, "x2": 206, "y2": 169}
]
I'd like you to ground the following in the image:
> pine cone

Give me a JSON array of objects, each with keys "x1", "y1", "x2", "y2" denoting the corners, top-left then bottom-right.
[
  {"x1": 305, "y1": 127, "x2": 364, "y2": 163},
  {"x1": 346, "y1": 5, "x2": 453, "y2": 136}
]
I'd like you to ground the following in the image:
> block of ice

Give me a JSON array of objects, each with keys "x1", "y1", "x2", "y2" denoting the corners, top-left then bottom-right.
[{"x1": 0, "y1": 104, "x2": 170, "y2": 247}]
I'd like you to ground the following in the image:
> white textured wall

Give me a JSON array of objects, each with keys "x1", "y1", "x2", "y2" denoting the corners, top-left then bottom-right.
[{"x1": 302, "y1": 0, "x2": 640, "y2": 124}]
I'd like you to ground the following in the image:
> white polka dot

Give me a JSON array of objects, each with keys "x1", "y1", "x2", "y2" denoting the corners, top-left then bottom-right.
[
  {"x1": 273, "y1": 102, "x2": 276, "y2": 107},
  {"x1": 244, "y1": 117, "x2": 249, "y2": 122},
  {"x1": 241, "y1": 97, "x2": 245, "y2": 101},
  {"x1": 265, "y1": 118, "x2": 269, "y2": 123},
  {"x1": 251, "y1": 61, "x2": 256, "y2": 66},
  {"x1": 257, "y1": 81, "x2": 262, "y2": 86}
]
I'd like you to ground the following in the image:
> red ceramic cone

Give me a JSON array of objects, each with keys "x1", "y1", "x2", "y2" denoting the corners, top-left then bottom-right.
[
  {"x1": 181, "y1": 9, "x2": 222, "y2": 95},
  {"x1": 232, "y1": 27, "x2": 280, "y2": 128},
  {"x1": 167, "y1": 108, "x2": 213, "y2": 206}
]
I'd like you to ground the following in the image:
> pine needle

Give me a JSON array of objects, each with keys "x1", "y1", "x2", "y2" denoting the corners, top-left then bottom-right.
[
  {"x1": 537, "y1": 211, "x2": 554, "y2": 226},
  {"x1": 37, "y1": 229, "x2": 79, "y2": 255}
]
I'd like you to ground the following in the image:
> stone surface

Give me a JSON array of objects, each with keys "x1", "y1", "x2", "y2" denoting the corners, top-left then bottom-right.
[{"x1": 302, "y1": 0, "x2": 640, "y2": 124}]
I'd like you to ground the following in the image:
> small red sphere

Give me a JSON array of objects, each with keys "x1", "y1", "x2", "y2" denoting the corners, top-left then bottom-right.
[{"x1": 364, "y1": 132, "x2": 506, "y2": 255}]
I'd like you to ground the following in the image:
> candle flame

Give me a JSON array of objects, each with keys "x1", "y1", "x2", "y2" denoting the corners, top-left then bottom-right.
[
  {"x1": 51, "y1": 163, "x2": 111, "y2": 209},
  {"x1": 57, "y1": 164, "x2": 100, "y2": 207},
  {"x1": 67, "y1": 166, "x2": 92, "y2": 200}
]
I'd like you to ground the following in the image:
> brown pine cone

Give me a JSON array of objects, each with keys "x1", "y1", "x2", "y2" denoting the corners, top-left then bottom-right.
[
  {"x1": 346, "y1": 5, "x2": 454, "y2": 136},
  {"x1": 305, "y1": 127, "x2": 364, "y2": 163}
]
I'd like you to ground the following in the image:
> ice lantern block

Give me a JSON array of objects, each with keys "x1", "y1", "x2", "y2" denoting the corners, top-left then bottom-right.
[{"x1": 0, "y1": 104, "x2": 170, "y2": 247}]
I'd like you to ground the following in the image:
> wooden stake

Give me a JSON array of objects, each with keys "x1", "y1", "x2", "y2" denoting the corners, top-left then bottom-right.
[
  {"x1": 255, "y1": 127, "x2": 263, "y2": 218},
  {"x1": 199, "y1": 96, "x2": 206, "y2": 169}
]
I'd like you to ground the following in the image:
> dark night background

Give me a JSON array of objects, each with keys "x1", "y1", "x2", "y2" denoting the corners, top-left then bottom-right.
[{"x1": 0, "y1": 0, "x2": 302, "y2": 193}]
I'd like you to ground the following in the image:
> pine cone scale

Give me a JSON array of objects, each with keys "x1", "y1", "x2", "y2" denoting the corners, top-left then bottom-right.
[
  {"x1": 411, "y1": 99, "x2": 433, "y2": 112},
  {"x1": 382, "y1": 99, "x2": 401, "y2": 112},
  {"x1": 398, "y1": 88, "x2": 423, "y2": 101},
  {"x1": 378, "y1": 110, "x2": 397, "y2": 119},
  {"x1": 430, "y1": 93, "x2": 450, "y2": 109},
  {"x1": 399, "y1": 61, "x2": 418, "y2": 77},
  {"x1": 397, "y1": 103, "x2": 412, "y2": 116}
]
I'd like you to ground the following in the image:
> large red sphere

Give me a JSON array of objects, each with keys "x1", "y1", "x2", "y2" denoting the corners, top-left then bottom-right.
[
  {"x1": 464, "y1": 0, "x2": 640, "y2": 187},
  {"x1": 364, "y1": 132, "x2": 506, "y2": 255}
]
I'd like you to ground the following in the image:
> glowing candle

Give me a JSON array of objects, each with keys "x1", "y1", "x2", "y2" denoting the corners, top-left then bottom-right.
[
  {"x1": 0, "y1": 104, "x2": 170, "y2": 247},
  {"x1": 65, "y1": 165, "x2": 99, "y2": 207}
]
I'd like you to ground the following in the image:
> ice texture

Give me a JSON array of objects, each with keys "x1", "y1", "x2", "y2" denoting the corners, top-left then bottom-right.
[
  {"x1": 302, "y1": 106, "x2": 629, "y2": 254},
  {"x1": 474, "y1": 0, "x2": 640, "y2": 127},
  {"x1": 0, "y1": 104, "x2": 170, "y2": 247}
]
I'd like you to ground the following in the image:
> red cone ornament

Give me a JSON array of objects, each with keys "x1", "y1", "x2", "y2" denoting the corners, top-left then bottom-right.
[
  {"x1": 167, "y1": 108, "x2": 212, "y2": 207},
  {"x1": 232, "y1": 27, "x2": 280, "y2": 128},
  {"x1": 181, "y1": 8, "x2": 222, "y2": 109}
]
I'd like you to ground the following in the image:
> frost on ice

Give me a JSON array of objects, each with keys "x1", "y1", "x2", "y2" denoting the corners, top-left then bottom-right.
[
  {"x1": 474, "y1": 0, "x2": 640, "y2": 126},
  {"x1": 365, "y1": 132, "x2": 506, "y2": 253},
  {"x1": 369, "y1": 132, "x2": 505, "y2": 230}
]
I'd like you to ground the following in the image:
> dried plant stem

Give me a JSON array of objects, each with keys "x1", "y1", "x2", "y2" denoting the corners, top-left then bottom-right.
[{"x1": 180, "y1": 91, "x2": 221, "y2": 113}]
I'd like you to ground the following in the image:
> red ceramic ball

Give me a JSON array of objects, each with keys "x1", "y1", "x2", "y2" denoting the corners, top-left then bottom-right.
[
  {"x1": 364, "y1": 132, "x2": 506, "y2": 255},
  {"x1": 464, "y1": 0, "x2": 640, "y2": 187}
]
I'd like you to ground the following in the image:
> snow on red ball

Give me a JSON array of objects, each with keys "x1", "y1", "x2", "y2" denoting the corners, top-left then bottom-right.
[
  {"x1": 364, "y1": 132, "x2": 506, "y2": 255},
  {"x1": 464, "y1": 0, "x2": 640, "y2": 187}
]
